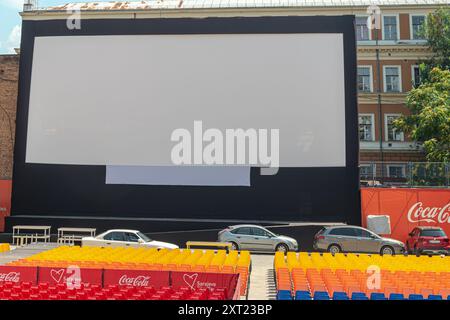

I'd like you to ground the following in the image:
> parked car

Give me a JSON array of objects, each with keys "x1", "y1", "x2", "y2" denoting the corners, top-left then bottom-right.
[
  {"x1": 313, "y1": 225, "x2": 405, "y2": 255},
  {"x1": 81, "y1": 229, "x2": 179, "y2": 249},
  {"x1": 218, "y1": 225, "x2": 298, "y2": 252},
  {"x1": 405, "y1": 226, "x2": 449, "y2": 255}
]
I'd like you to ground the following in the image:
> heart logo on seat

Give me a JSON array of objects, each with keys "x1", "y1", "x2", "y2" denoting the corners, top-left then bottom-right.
[
  {"x1": 50, "y1": 269, "x2": 65, "y2": 283},
  {"x1": 183, "y1": 273, "x2": 198, "y2": 290}
]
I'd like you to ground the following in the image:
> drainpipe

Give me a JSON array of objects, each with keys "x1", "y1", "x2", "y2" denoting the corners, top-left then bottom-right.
[{"x1": 375, "y1": 28, "x2": 384, "y2": 183}]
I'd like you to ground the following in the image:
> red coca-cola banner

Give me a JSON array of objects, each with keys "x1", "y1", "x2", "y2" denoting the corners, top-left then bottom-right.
[
  {"x1": 171, "y1": 272, "x2": 238, "y2": 299},
  {"x1": 38, "y1": 267, "x2": 103, "y2": 286},
  {"x1": 0, "y1": 180, "x2": 12, "y2": 232},
  {"x1": 0, "y1": 265, "x2": 37, "y2": 284},
  {"x1": 103, "y1": 269, "x2": 170, "y2": 288},
  {"x1": 361, "y1": 188, "x2": 450, "y2": 242}
]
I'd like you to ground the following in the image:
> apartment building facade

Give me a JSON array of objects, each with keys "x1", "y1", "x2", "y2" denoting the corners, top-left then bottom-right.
[{"x1": 0, "y1": 0, "x2": 447, "y2": 183}]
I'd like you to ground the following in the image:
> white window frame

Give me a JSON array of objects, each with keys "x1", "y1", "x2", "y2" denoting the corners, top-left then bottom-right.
[
  {"x1": 383, "y1": 65, "x2": 402, "y2": 93},
  {"x1": 382, "y1": 14, "x2": 400, "y2": 41},
  {"x1": 359, "y1": 113, "x2": 375, "y2": 142},
  {"x1": 384, "y1": 113, "x2": 404, "y2": 142},
  {"x1": 357, "y1": 65, "x2": 373, "y2": 93},
  {"x1": 355, "y1": 15, "x2": 372, "y2": 41},
  {"x1": 409, "y1": 14, "x2": 427, "y2": 40},
  {"x1": 386, "y1": 164, "x2": 406, "y2": 178},
  {"x1": 411, "y1": 64, "x2": 420, "y2": 88},
  {"x1": 360, "y1": 164, "x2": 377, "y2": 178}
]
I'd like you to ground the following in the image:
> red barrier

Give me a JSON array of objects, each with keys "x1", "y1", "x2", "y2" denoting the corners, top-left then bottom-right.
[
  {"x1": 361, "y1": 188, "x2": 450, "y2": 242},
  {"x1": 103, "y1": 269, "x2": 170, "y2": 288},
  {"x1": 171, "y1": 271, "x2": 238, "y2": 299},
  {"x1": 0, "y1": 180, "x2": 12, "y2": 232},
  {"x1": 0, "y1": 265, "x2": 37, "y2": 284},
  {"x1": 38, "y1": 266, "x2": 103, "y2": 286},
  {"x1": 1, "y1": 265, "x2": 239, "y2": 299}
]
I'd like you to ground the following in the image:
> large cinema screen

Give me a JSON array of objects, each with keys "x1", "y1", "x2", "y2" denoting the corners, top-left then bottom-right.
[{"x1": 12, "y1": 16, "x2": 359, "y2": 224}]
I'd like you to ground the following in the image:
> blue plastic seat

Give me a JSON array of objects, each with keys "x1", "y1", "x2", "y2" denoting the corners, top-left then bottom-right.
[
  {"x1": 351, "y1": 292, "x2": 368, "y2": 300},
  {"x1": 409, "y1": 294, "x2": 424, "y2": 300},
  {"x1": 447, "y1": 295, "x2": 450, "y2": 300},
  {"x1": 389, "y1": 293, "x2": 405, "y2": 300},
  {"x1": 370, "y1": 292, "x2": 387, "y2": 300},
  {"x1": 277, "y1": 290, "x2": 292, "y2": 300},
  {"x1": 313, "y1": 291, "x2": 330, "y2": 300},
  {"x1": 295, "y1": 293, "x2": 312, "y2": 300},
  {"x1": 428, "y1": 295, "x2": 442, "y2": 300},
  {"x1": 333, "y1": 292, "x2": 349, "y2": 300},
  {"x1": 295, "y1": 290, "x2": 312, "y2": 300}
]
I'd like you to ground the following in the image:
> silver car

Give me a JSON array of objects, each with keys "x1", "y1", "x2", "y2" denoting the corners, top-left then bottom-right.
[
  {"x1": 218, "y1": 224, "x2": 298, "y2": 252},
  {"x1": 313, "y1": 225, "x2": 405, "y2": 255}
]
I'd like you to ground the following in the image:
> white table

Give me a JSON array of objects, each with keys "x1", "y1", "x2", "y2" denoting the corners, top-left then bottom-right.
[
  {"x1": 57, "y1": 227, "x2": 96, "y2": 245},
  {"x1": 12, "y1": 225, "x2": 51, "y2": 246}
]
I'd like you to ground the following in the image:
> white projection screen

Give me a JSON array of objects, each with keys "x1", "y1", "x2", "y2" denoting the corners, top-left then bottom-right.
[{"x1": 26, "y1": 33, "x2": 346, "y2": 168}]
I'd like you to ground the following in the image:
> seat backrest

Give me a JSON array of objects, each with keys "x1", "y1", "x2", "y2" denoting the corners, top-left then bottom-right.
[{"x1": 389, "y1": 293, "x2": 404, "y2": 300}]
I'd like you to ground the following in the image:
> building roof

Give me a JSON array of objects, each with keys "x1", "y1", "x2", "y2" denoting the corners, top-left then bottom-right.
[{"x1": 41, "y1": 0, "x2": 450, "y2": 11}]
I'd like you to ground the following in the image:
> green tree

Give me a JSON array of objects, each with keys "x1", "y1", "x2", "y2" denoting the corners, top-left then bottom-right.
[
  {"x1": 418, "y1": 7, "x2": 450, "y2": 82},
  {"x1": 395, "y1": 67, "x2": 450, "y2": 162}
]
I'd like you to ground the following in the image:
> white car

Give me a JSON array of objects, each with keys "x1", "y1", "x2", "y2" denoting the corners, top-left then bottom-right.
[{"x1": 81, "y1": 229, "x2": 179, "y2": 249}]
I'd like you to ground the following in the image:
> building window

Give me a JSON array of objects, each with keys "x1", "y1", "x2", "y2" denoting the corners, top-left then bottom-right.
[
  {"x1": 357, "y1": 66, "x2": 372, "y2": 92},
  {"x1": 360, "y1": 164, "x2": 376, "y2": 179},
  {"x1": 384, "y1": 66, "x2": 401, "y2": 92},
  {"x1": 355, "y1": 16, "x2": 370, "y2": 41},
  {"x1": 412, "y1": 65, "x2": 421, "y2": 87},
  {"x1": 359, "y1": 114, "x2": 375, "y2": 141},
  {"x1": 387, "y1": 165, "x2": 406, "y2": 178},
  {"x1": 385, "y1": 114, "x2": 404, "y2": 142},
  {"x1": 411, "y1": 15, "x2": 426, "y2": 40},
  {"x1": 383, "y1": 16, "x2": 398, "y2": 40}
]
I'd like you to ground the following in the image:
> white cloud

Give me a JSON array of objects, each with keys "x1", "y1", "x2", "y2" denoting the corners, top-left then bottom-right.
[{"x1": 2, "y1": 24, "x2": 22, "y2": 53}]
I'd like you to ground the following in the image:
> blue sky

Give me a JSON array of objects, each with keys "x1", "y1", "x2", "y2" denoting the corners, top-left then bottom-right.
[{"x1": 0, "y1": 0, "x2": 113, "y2": 54}]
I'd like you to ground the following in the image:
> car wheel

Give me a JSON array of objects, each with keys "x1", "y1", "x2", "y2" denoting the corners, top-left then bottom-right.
[
  {"x1": 328, "y1": 244, "x2": 341, "y2": 254},
  {"x1": 380, "y1": 245, "x2": 394, "y2": 256},
  {"x1": 230, "y1": 242, "x2": 239, "y2": 251},
  {"x1": 275, "y1": 243, "x2": 289, "y2": 253}
]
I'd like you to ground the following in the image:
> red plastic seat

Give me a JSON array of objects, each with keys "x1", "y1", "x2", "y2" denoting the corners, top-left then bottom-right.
[{"x1": 39, "y1": 283, "x2": 49, "y2": 289}]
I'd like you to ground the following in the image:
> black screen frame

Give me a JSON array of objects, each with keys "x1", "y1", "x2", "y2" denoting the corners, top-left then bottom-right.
[{"x1": 12, "y1": 15, "x2": 360, "y2": 224}]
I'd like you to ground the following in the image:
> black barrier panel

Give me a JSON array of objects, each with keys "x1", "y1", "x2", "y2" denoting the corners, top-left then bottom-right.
[{"x1": 12, "y1": 16, "x2": 359, "y2": 225}]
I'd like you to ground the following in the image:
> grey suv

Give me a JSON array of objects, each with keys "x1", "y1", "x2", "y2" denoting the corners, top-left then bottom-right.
[
  {"x1": 313, "y1": 225, "x2": 405, "y2": 255},
  {"x1": 218, "y1": 225, "x2": 298, "y2": 252}
]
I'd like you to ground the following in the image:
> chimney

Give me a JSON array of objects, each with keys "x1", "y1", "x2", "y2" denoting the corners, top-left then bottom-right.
[{"x1": 23, "y1": 0, "x2": 36, "y2": 12}]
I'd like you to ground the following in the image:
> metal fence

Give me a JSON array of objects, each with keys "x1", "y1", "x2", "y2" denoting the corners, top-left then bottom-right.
[{"x1": 360, "y1": 161, "x2": 450, "y2": 188}]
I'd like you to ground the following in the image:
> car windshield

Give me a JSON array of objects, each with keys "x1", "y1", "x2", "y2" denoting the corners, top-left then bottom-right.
[
  {"x1": 421, "y1": 229, "x2": 446, "y2": 237},
  {"x1": 137, "y1": 232, "x2": 152, "y2": 242}
]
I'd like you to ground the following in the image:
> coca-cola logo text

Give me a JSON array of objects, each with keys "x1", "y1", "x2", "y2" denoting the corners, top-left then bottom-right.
[
  {"x1": 0, "y1": 272, "x2": 20, "y2": 283},
  {"x1": 407, "y1": 202, "x2": 450, "y2": 224},
  {"x1": 118, "y1": 275, "x2": 150, "y2": 287}
]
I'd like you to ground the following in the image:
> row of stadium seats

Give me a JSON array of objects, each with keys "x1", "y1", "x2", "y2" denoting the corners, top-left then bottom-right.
[
  {"x1": 0, "y1": 243, "x2": 10, "y2": 253},
  {"x1": 8, "y1": 246, "x2": 251, "y2": 296},
  {"x1": 277, "y1": 289, "x2": 450, "y2": 300},
  {"x1": 11, "y1": 246, "x2": 250, "y2": 270},
  {"x1": 275, "y1": 251, "x2": 450, "y2": 272},
  {"x1": 0, "y1": 282, "x2": 228, "y2": 300},
  {"x1": 275, "y1": 252, "x2": 450, "y2": 300}
]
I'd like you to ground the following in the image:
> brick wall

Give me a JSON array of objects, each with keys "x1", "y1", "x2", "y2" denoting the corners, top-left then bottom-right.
[
  {"x1": 0, "y1": 55, "x2": 19, "y2": 179},
  {"x1": 360, "y1": 151, "x2": 426, "y2": 162}
]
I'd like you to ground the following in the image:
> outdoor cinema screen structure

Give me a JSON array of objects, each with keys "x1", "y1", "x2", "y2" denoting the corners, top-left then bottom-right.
[{"x1": 12, "y1": 16, "x2": 360, "y2": 224}]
